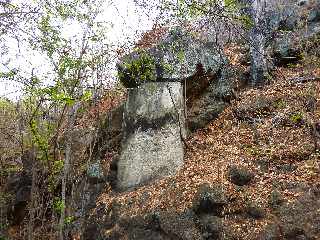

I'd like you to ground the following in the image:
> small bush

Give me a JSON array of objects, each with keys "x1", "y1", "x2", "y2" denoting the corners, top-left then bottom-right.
[
  {"x1": 273, "y1": 99, "x2": 286, "y2": 109},
  {"x1": 289, "y1": 111, "x2": 304, "y2": 125},
  {"x1": 118, "y1": 50, "x2": 157, "y2": 88}
]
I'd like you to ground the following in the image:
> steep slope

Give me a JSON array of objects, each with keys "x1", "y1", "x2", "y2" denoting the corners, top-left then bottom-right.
[{"x1": 79, "y1": 59, "x2": 320, "y2": 239}]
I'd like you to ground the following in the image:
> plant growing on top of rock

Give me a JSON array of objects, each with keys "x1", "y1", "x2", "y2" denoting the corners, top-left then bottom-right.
[
  {"x1": 118, "y1": 50, "x2": 157, "y2": 88},
  {"x1": 273, "y1": 98, "x2": 287, "y2": 109},
  {"x1": 289, "y1": 111, "x2": 304, "y2": 125}
]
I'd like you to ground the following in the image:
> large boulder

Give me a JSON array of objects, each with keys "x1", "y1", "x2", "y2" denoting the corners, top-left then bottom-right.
[
  {"x1": 272, "y1": 33, "x2": 303, "y2": 66},
  {"x1": 118, "y1": 26, "x2": 234, "y2": 133},
  {"x1": 198, "y1": 215, "x2": 223, "y2": 240},
  {"x1": 117, "y1": 27, "x2": 227, "y2": 88},
  {"x1": 117, "y1": 82, "x2": 185, "y2": 190}
]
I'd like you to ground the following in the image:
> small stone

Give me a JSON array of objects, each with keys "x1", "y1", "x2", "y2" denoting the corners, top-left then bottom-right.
[
  {"x1": 228, "y1": 166, "x2": 254, "y2": 186},
  {"x1": 255, "y1": 159, "x2": 269, "y2": 173},
  {"x1": 297, "y1": 0, "x2": 308, "y2": 6},
  {"x1": 159, "y1": 210, "x2": 202, "y2": 240},
  {"x1": 308, "y1": 9, "x2": 320, "y2": 23},
  {"x1": 199, "y1": 215, "x2": 223, "y2": 240},
  {"x1": 87, "y1": 162, "x2": 105, "y2": 183},
  {"x1": 271, "y1": 113, "x2": 287, "y2": 127},
  {"x1": 269, "y1": 190, "x2": 284, "y2": 209},
  {"x1": 277, "y1": 164, "x2": 297, "y2": 173},
  {"x1": 192, "y1": 183, "x2": 226, "y2": 216},
  {"x1": 246, "y1": 204, "x2": 266, "y2": 219}
]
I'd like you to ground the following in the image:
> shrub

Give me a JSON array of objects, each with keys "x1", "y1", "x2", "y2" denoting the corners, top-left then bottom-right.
[
  {"x1": 289, "y1": 111, "x2": 304, "y2": 125},
  {"x1": 118, "y1": 50, "x2": 157, "y2": 88}
]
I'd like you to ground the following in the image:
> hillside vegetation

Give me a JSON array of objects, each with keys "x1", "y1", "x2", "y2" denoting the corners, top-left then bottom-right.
[{"x1": 1, "y1": 1, "x2": 320, "y2": 240}]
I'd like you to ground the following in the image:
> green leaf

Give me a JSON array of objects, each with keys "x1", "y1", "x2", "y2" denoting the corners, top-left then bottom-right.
[{"x1": 81, "y1": 90, "x2": 92, "y2": 101}]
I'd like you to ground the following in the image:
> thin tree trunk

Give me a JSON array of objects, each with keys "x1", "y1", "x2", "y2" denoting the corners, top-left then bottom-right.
[
  {"x1": 27, "y1": 148, "x2": 36, "y2": 240},
  {"x1": 248, "y1": 0, "x2": 269, "y2": 87},
  {"x1": 59, "y1": 102, "x2": 81, "y2": 240}
]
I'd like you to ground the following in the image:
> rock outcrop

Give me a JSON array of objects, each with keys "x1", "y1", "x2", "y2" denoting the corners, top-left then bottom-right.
[
  {"x1": 117, "y1": 27, "x2": 227, "y2": 88},
  {"x1": 117, "y1": 82, "x2": 185, "y2": 190}
]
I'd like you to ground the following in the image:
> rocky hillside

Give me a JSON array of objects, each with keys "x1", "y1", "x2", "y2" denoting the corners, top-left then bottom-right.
[
  {"x1": 79, "y1": 62, "x2": 320, "y2": 240},
  {"x1": 77, "y1": 2, "x2": 320, "y2": 238},
  {"x1": 2, "y1": 1, "x2": 320, "y2": 240}
]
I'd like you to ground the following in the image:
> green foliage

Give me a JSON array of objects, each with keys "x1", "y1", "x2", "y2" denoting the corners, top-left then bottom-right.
[
  {"x1": 38, "y1": 14, "x2": 62, "y2": 58},
  {"x1": 273, "y1": 99, "x2": 286, "y2": 109},
  {"x1": 224, "y1": 0, "x2": 240, "y2": 11},
  {"x1": 290, "y1": 112, "x2": 304, "y2": 124},
  {"x1": 162, "y1": 62, "x2": 174, "y2": 75},
  {"x1": 53, "y1": 198, "x2": 65, "y2": 214},
  {"x1": 0, "y1": 69, "x2": 18, "y2": 81},
  {"x1": 64, "y1": 216, "x2": 75, "y2": 225},
  {"x1": 0, "y1": 98, "x2": 14, "y2": 111},
  {"x1": 53, "y1": 159, "x2": 64, "y2": 174},
  {"x1": 81, "y1": 90, "x2": 92, "y2": 102},
  {"x1": 161, "y1": 0, "x2": 214, "y2": 19},
  {"x1": 0, "y1": 166, "x2": 21, "y2": 177},
  {"x1": 287, "y1": 63, "x2": 298, "y2": 68},
  {"x1": 119, "y1": 50, "x2": 156, "y2": 88},
  {"x1": 177, "y1": 50, "x2": 185, "y2": 63},
  {"x1": 236, "y1": 14, "x2": 254, "y2": 29},
  {"x1": 243, "y1": 144, "x2": 261, "y2": 157},
  {"x1": 29, "y1": 119, "x2": 50, "y2": 161}
]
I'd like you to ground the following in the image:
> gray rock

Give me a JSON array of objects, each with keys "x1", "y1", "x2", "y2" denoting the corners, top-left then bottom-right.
[
  {"x1": 117, "y1": 27, "x2": 227, "y2": 88},
  {"x1": 102, "y1": 209, "x2": 202, "y2": 240},
  {"x1": 269, "y1": 189, "x2": 285, "y2": 210},
  {"x1": 272, "y1": 34, "x2": 302, "y2": 66},
  {"x1": 308, "y1": 8, "x2": 320, "y2": 23},
  {"x1": 272, "y1": 113, "x2": 287, "y2": 127},
  {"x1": 187, "y1": 100, "x2": 227, "y2": 132},
  {"x1": 246, "y1": 203, "x2": 266, "y2": 219},
  {"x1": 257, "y1": 223, "x2": 281, "y2": 240},
  {"x1": 199, "y1": 215, "x2": 223, "y2": 240},
  {"x1": 228, "y1": 165, "x2": 254, "y2": 186},
  {"x1": 277, "y1": 164, "x2": 298, "y2": 173},
  {"x1": 159, "y1": 210, "x2": 203, "y2": 240},
  {"x1": 297, "y1": 0, "x2": 309, "y2": 6},
  {"x1": 117, "y1": 82, "x2": 185, "y2": 190},
  {"x1": 274, "y1": 191, "x2": 320, "y2": 239},
  {"x1": 255, "y1": 158, "x2": 270, "y2": 173},
  {"x1": 155, "y1": 27, "x2": 227, "y2": 79},
  {"x1": 193, "y1": 183, "x2": 226, "y2": 216},
  {"x1": 6, "y1": 172, "x2": 32, "y2": 225},
  {"x1": 187, "y1": 67, "x2": 234, "y2": 132},
  {"x1": 87, "y1": 162, "x2": 105, "y2": 183}
]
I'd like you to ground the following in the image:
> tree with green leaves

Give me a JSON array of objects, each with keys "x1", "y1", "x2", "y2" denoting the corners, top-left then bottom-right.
[{"x1": 1, "y1": 0, "x2": 113, "y2": 238}]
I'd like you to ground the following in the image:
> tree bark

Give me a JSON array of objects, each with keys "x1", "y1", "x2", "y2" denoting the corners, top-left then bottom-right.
[
  {"x1": 27, "y1": 148, "x2": 36, "y2": 240},
  {"x1": 59, "y1": 102, "x2": 81, "y2": 240},
  {"x1": 248, "y1": 0, "x2": 269, "y2": 87}
]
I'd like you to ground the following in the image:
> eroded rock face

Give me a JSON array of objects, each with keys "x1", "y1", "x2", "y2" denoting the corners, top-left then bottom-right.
[
  {"x1": 187, "y1": 67, "x2": 235, "y2": 131},
  {"x1": 117, "y1": 27, "x2": 227, "y2": 88},
  {"x1": 117, "y1": 82, "x2": 185, "y2": 190}
]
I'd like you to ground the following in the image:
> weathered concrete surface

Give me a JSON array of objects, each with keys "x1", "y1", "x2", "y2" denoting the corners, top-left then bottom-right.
[{"x1": 117, "y1": 82, "x2": 185, "y2": 190}]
